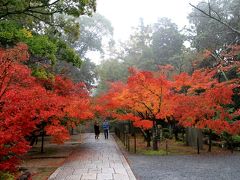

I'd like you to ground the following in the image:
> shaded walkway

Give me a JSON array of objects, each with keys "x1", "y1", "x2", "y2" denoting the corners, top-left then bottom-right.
[{"x1": 48, "y1": 133, "x2": 136, "y2": 180}]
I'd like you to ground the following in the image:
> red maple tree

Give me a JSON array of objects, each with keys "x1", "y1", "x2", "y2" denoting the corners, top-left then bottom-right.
[{"x1": 0, "y1": 43, "x2": 93, "y2": 172}]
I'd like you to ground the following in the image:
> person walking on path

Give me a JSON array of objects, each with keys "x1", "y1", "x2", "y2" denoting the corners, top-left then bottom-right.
[
  {"x1": 94, "y1": 121, "x2": 100, "y2": 139},
  {"x1": 103, "y1": 119, "x2": 109, "y2": 139}
]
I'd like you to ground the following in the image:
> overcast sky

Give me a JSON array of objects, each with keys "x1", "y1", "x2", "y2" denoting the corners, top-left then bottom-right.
[
  {"x1": 96, "y1": 0, "x2": 201, "y2": 41},
  {"x1": 87, "y1": 0, "x2": 202, "y2": 64}
]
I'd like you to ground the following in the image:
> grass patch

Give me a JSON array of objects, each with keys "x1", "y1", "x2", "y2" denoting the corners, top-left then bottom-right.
[
  {"x1": 0, "y1": 171, "x2": 14, "y2": 180},
  {"x1": 114, "y1": 134, "x2": 231, "y2": 156},
  {"x1": 138, "y1": 149, "x2": 169, "y2": 155}
]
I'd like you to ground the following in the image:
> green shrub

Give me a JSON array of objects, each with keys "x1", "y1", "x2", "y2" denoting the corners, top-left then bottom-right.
[{"x1": 0, "y1": 171, "x2": 14, "y2": 180}]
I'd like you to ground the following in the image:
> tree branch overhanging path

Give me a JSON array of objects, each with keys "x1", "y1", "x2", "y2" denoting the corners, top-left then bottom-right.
[
  {"x1": 0, "y1": 0, "x2": 96, "y2": 27},
  {"x1": 0, "y1": 0, "x2": 61, "y2": 19}
]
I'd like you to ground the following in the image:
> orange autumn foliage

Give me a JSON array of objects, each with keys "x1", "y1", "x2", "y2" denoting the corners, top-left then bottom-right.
[
  {"x1": 97, "y1": 67, "x2": 176, "y2": 129},
  {"x1": 173, "y1": 69, "x2": 238, "y2": 135},
  {"x1": 97, "y1": 65, "x2": 239, "y2": 135}
]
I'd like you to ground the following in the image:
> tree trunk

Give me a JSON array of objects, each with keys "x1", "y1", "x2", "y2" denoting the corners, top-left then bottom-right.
[
  {"x1": 146, "y1": 130, "x2": 151, "y2": 147},
  {"x1": 197, "y1": 135, "x2": 200, "y2": 154},
  {"x1": 134, "y1": 134, "x2": 137, "y2": 153},
  {"x1": 166, "y1": 139, "x2": 168, "y2": 155},
  {"x1": 182, "y1": 129, "x2": 185, "y2": 143},
  {"x1": 41, "y1": 129, "x2": 44, "y2": 153},
  {"x1": 174, "y1": 126, "x2": 179, "y2": 141},
  {"x1": 152, "y1": 120, "x2": 158, "y2": 150},
  {"x1": 208, "y1": 130, "x2": 212, "y2": 152},
  {"x1": 152, "y1": 138, "x2": 158, "y2": 150},
  {"x1": 30, "y1": 135, "x2": 36, "y2": 146},
  {"x1": 186, "y1": 127, "x2": 203, "y2": 149},
  {"x1": 230, "y1": 139, "x2": 234, "y2": 153}
]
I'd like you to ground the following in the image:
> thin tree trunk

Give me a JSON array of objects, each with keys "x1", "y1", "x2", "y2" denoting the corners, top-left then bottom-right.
[
  {"x1": 208, "y1": 130, "x2": 212, "y2": 152},
  {"x1": 141, "y1": 129, "x2": 151, "y2": 147},
  {"x1": 134, "y1": 134, "x2": 137, "y2": 153},
  {"x1": 30, "y1": 135, "x2": 36, "y2": 146},
  {"x1": 152, "y1": 120, "x2": 158, "y2": 150},
  {"x1": 41, "y1": 129, "x2": 44, "y2": 153},
  {"x1": 166, "y1": 139, "x2": 168, "y2": 155},
  {"x1": 197, "y1": 135, "x2": 200, "y2": 154},
  {"x1": 231, "y1": 139, "x2": 234, "y2": 154},
  {"x1": 146, "y1": 130, "x2": 151, "y2": 147}
]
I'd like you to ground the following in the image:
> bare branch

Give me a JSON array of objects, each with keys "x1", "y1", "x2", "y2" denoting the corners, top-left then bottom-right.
[
  {"x1": 29, "y1": 0, "x2": 61, "y2": 10},
  {"x1": 189, "y1": 3, "x2": 240, "y2": 36},
  {"x1": 27, "y1": 9, "x2": 61, "y2": 16},
  {"x1": 23, "y1": 12, "x2": 56, "y2": 27},
  {"x1": 208, "y1": 0, "x2": 211, "y2": 16},
  {"x1": 136, "y1": 100, "x2": 155, "y2": 119}
]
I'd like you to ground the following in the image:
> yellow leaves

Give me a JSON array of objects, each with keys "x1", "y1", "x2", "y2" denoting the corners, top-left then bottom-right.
[{"x1": 20, "y1": 28, "x2": 33, "y2": 38}]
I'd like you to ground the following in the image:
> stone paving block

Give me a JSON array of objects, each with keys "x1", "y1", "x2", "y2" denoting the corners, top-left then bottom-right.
[
  {"x1": 81, "y1": 160, "x2": 92, "y2": 164},
  {"x1": 55, "y1": 174, "x2": 68, "y2": 180},
  {"x1": 76, "y1": 164, "x2": 88, "y2": 168},
  {"x1": 113, "y1": 173, "x2": 129, "y2": 180},
  {"x1": 49, "y1": 177, "x2": 65, "y2": 180},
  {"x1": 73, "y1": 168, "x2": 89, "y2": 175},
  {"x1": 81, "y1": 173, "x2": 97, "y2": 180},
  {"x1": 98, "y1": 158, "x2": 108, "y2": 162},
  {"x1": 101, "y1": 167, "x2": 115, "y2": 173},
  {"x1": 109, "y1": 160, "x2": 122, "y2": 163},
  {"x1": 56, "y1": 168, "x2": 74, "y2": 177},
  {"x1": 88, "y1": 168, "x2": 101, "y2": 173},
  {"x1": 113, "y1": 167, "x2": 127, "y2": 174},
  {"x1": 94, "y1": 160, "x2": 103, "y2": 164},
  {"x1": 65, "y1": 175, "x2": 81, "y2": 180},
  {"x1": 84, "y1": 164, "x2": 97, "y2": 168},
  {"x1": 97, "y1": 173, "x2": 113, "y2": 180},
  {"x1": 96, "y1": 163, "x2": 110, "y2": 168},
  {"x1": 109, "y1": 163, "x2": 124, "y2": 169}
]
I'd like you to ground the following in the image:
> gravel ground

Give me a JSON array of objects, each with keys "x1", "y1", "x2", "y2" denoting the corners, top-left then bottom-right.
[{"x1": 127, "y1": 154, "x2": 240, "y2": 180}]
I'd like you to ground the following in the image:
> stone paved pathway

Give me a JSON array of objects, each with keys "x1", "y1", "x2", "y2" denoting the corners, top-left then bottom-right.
[{"x1": 48, "y1": 133, "x2": 136, "y2": 180}]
